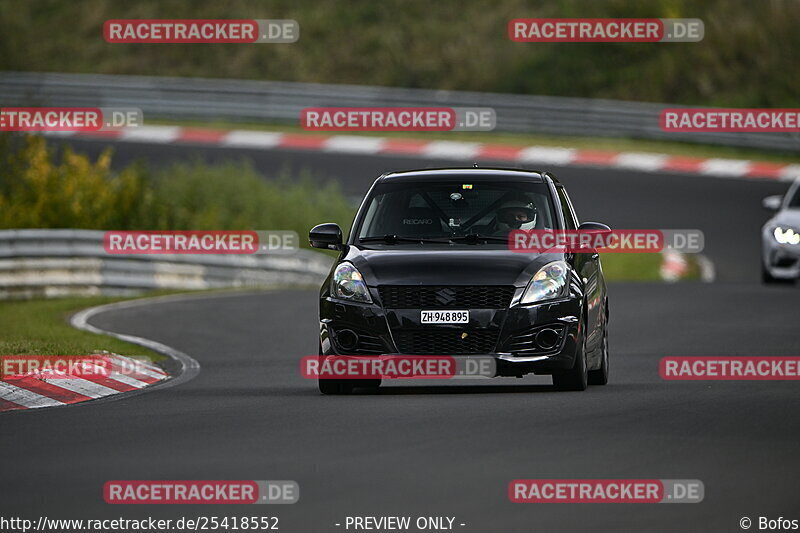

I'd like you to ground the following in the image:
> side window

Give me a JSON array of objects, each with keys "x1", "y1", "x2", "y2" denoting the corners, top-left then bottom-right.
[
  {"x1": 556, "y1": 186, "x2": 578, "y2": 230},
  {"x1": 790, "y1": 183, "x2": 800, "y2": 208}
]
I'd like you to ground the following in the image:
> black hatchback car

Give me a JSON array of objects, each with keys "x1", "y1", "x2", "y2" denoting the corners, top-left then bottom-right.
[{"x1": 309, "y1": 168, "x2": 610, "y2": 394}]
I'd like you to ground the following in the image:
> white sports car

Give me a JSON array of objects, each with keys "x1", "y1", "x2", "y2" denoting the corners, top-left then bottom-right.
[{"x1": 762, "y1": 178, "x2": 800, "y2": 283}]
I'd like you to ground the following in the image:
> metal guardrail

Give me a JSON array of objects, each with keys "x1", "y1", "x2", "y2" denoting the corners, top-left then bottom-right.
[
  {"x1": 0, "y1": 229, "x2": 333, "y2": 299},
  {"x1": 1, "y1": 71, "x2": 797, "y2": 152}
]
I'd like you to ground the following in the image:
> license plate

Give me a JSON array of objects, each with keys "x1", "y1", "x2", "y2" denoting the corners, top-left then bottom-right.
[{"x1": 421, "y1": 310, "x2": 469, "y2": 324}]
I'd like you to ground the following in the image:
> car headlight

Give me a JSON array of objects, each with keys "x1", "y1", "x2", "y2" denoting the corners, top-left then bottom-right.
[
  {"x1": 520, "y1": 261, "x2": 570, "y2": 304},
  {"x1": 331, "y1": 262, "x2": 373, "y2": 303},
  {"x1": 773, "y1": 226, "x2": 800, "y2": 245}
]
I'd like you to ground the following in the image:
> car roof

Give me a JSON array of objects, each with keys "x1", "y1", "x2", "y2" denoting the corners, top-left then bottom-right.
[{"x1": 377, "y1": 167, "x2": 552, "y2": 184}]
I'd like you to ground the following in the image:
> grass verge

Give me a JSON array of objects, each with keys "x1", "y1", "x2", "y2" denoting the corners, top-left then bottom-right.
[
  {"x1": 0, "y1": 295, "x2": 164, "y2": 360},
  {"x1": 601, "y1": 253, "x2": 699, "y2": 282}
]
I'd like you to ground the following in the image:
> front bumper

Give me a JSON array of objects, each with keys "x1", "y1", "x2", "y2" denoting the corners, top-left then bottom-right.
[
  {"x1": 763, "y1": 237, "x2": 800, "y2": 279},
  {"x1": 319, "y1": 291, "x2": 583, "y2": 376}
]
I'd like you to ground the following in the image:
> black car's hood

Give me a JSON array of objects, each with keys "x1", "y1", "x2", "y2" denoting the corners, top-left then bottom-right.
[{"x1": 343, "y1": 245, "x2": 562, "y2": 287}]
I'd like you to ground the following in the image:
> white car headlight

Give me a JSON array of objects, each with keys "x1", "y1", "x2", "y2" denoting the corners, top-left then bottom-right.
[
  {"x1": 520, "y1": 261, "x2": 570, "y2": 304},
  {"x1": 773, "y1": 227, "x2": 800, "y2": 245},
  {"x1": 331, "y1": 262, "x2": 372, "y2": 303}
]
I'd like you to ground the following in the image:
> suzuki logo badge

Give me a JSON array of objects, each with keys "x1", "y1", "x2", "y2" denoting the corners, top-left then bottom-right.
[{"x1": 435, "y1": 288, "x2": 456, "y2": 305}]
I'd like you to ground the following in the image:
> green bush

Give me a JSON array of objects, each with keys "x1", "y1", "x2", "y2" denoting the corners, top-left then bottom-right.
[
  {"x1": 0, "y1": 135, "x2": 153, "y2": 229},
  {"x1": 0, "y1": 134, "x2": 355, "y2": 239}
]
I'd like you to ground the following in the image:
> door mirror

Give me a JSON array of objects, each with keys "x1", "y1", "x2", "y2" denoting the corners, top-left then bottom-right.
[
  {"x1": 309, "y1": 223, "x2": 343, "y2": 250},
  {"x1": 577, "y1": 221, "x2": 612, "y2": 236},
  {"x1": 762, "y1": 195, "x2": 783, "y2": 211}
]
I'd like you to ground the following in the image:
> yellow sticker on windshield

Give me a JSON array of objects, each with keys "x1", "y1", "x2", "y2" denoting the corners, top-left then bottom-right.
[{"x1": 462, "y1": 184, "x2": 473, "y2": 189}]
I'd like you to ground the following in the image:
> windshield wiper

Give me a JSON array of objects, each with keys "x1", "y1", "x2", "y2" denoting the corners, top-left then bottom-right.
[
  {"x1": 449, "y1": 233, "x2": 510, "y2": 244},
  {"x1": 359, "y1": 234, "x2": 452, "y2": 244}
]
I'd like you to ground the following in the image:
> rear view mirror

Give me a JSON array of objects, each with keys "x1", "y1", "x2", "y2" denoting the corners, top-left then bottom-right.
[
  {"x1": 762, "y1": 195, "x2": 783, "y2": 211},
  {"x1": 309, "y1": 223, "x2": 343, "y2": 250},
  {"x1": 577, "y1": 221, "x2": 612, "y2": 236}
]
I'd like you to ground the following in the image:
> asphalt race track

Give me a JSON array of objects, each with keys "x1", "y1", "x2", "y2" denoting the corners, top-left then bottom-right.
[{"x1": 1, "y1": 138, "x2": 799, "y2": 532}]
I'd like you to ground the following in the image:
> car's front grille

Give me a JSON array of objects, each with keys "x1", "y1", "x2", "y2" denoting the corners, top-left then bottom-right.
[
  {"x1": 378, "y1": 285, "x2": 515, "y2": 309},
  {"x1": 393, "y1": 329, "x2": 499, "y2": 355}
]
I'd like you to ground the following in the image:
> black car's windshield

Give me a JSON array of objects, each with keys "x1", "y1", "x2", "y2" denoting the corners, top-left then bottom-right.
[{"x1": 356, "y1": 179, "x2": 556, "y2": 243}]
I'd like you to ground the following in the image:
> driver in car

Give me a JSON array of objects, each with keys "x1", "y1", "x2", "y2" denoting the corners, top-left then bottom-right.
[{"x1": 490, "y1": 198, "x2": 538, "y2": 234}]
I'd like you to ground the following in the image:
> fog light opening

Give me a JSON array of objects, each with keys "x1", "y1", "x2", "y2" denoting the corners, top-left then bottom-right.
[
  {"x1": 535, "y1": 328, "x2": 560, "y2": 350},
  {"x1": 336, "y1": 329, "x2": 359, "y2": 350}
]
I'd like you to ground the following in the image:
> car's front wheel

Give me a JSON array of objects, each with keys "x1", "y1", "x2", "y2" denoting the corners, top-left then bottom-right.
[
  {"x1": 318, "y1": 378, "x2": 355, "y2": 395},
  {"x1": 316, "y1": 349, "x2": 381, "y2": 395},
  {"x1": 588, "y1": 324, "x2": 609, "y2": 386},
  {"x1": 761, "y1": 263, "x2": 793, "y2": 285},
  {"x1": 552, "y1": 328, "x2": 588, "y2": 391},
  {"x1": 317, "y1": 347, "x2": 355, "y2": 395}
]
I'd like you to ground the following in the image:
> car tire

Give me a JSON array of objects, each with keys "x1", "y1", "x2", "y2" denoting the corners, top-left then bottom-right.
[
  {"x1": 588, "y1": 325, "x2": 609, "y2": 386},
  {"x1": 318, "y1": 378, "x2": 355, "y2": 395},
  {"x1": 361, "y1": 379, "x2": 382, "y2": 393},
  {"x1": 762, "y1": 263, "x2": 779, "y2": 284},
  {"x1": 761, "y1": 263, "x2": 793, "y2": 285},
  {"x1": 553, "y1": 328, "x2": 588, "y2": 391},
  {"x1": 316, "y1": 346, "x2": 355, "y2": 395},
  {"x1": 318, "y1": 377, "x2": 380, "y2": 394}
]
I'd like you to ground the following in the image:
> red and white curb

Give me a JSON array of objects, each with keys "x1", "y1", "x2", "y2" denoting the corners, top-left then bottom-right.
[
  {"x1": 659, "y1": 251, "x2": 715, "y2": 283},
  {"x1": 0, "y1": 293, "x2": 203, "y2": 413},
  {"x1": 660, "y1": 251, "x2": 690, "y2": 282},
  {"x1": 0, "y1": 354, "x2": 167, "y2": 412},
  {"x1": 44, "y1": 125, "x2": 800, "y2": 181}
]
